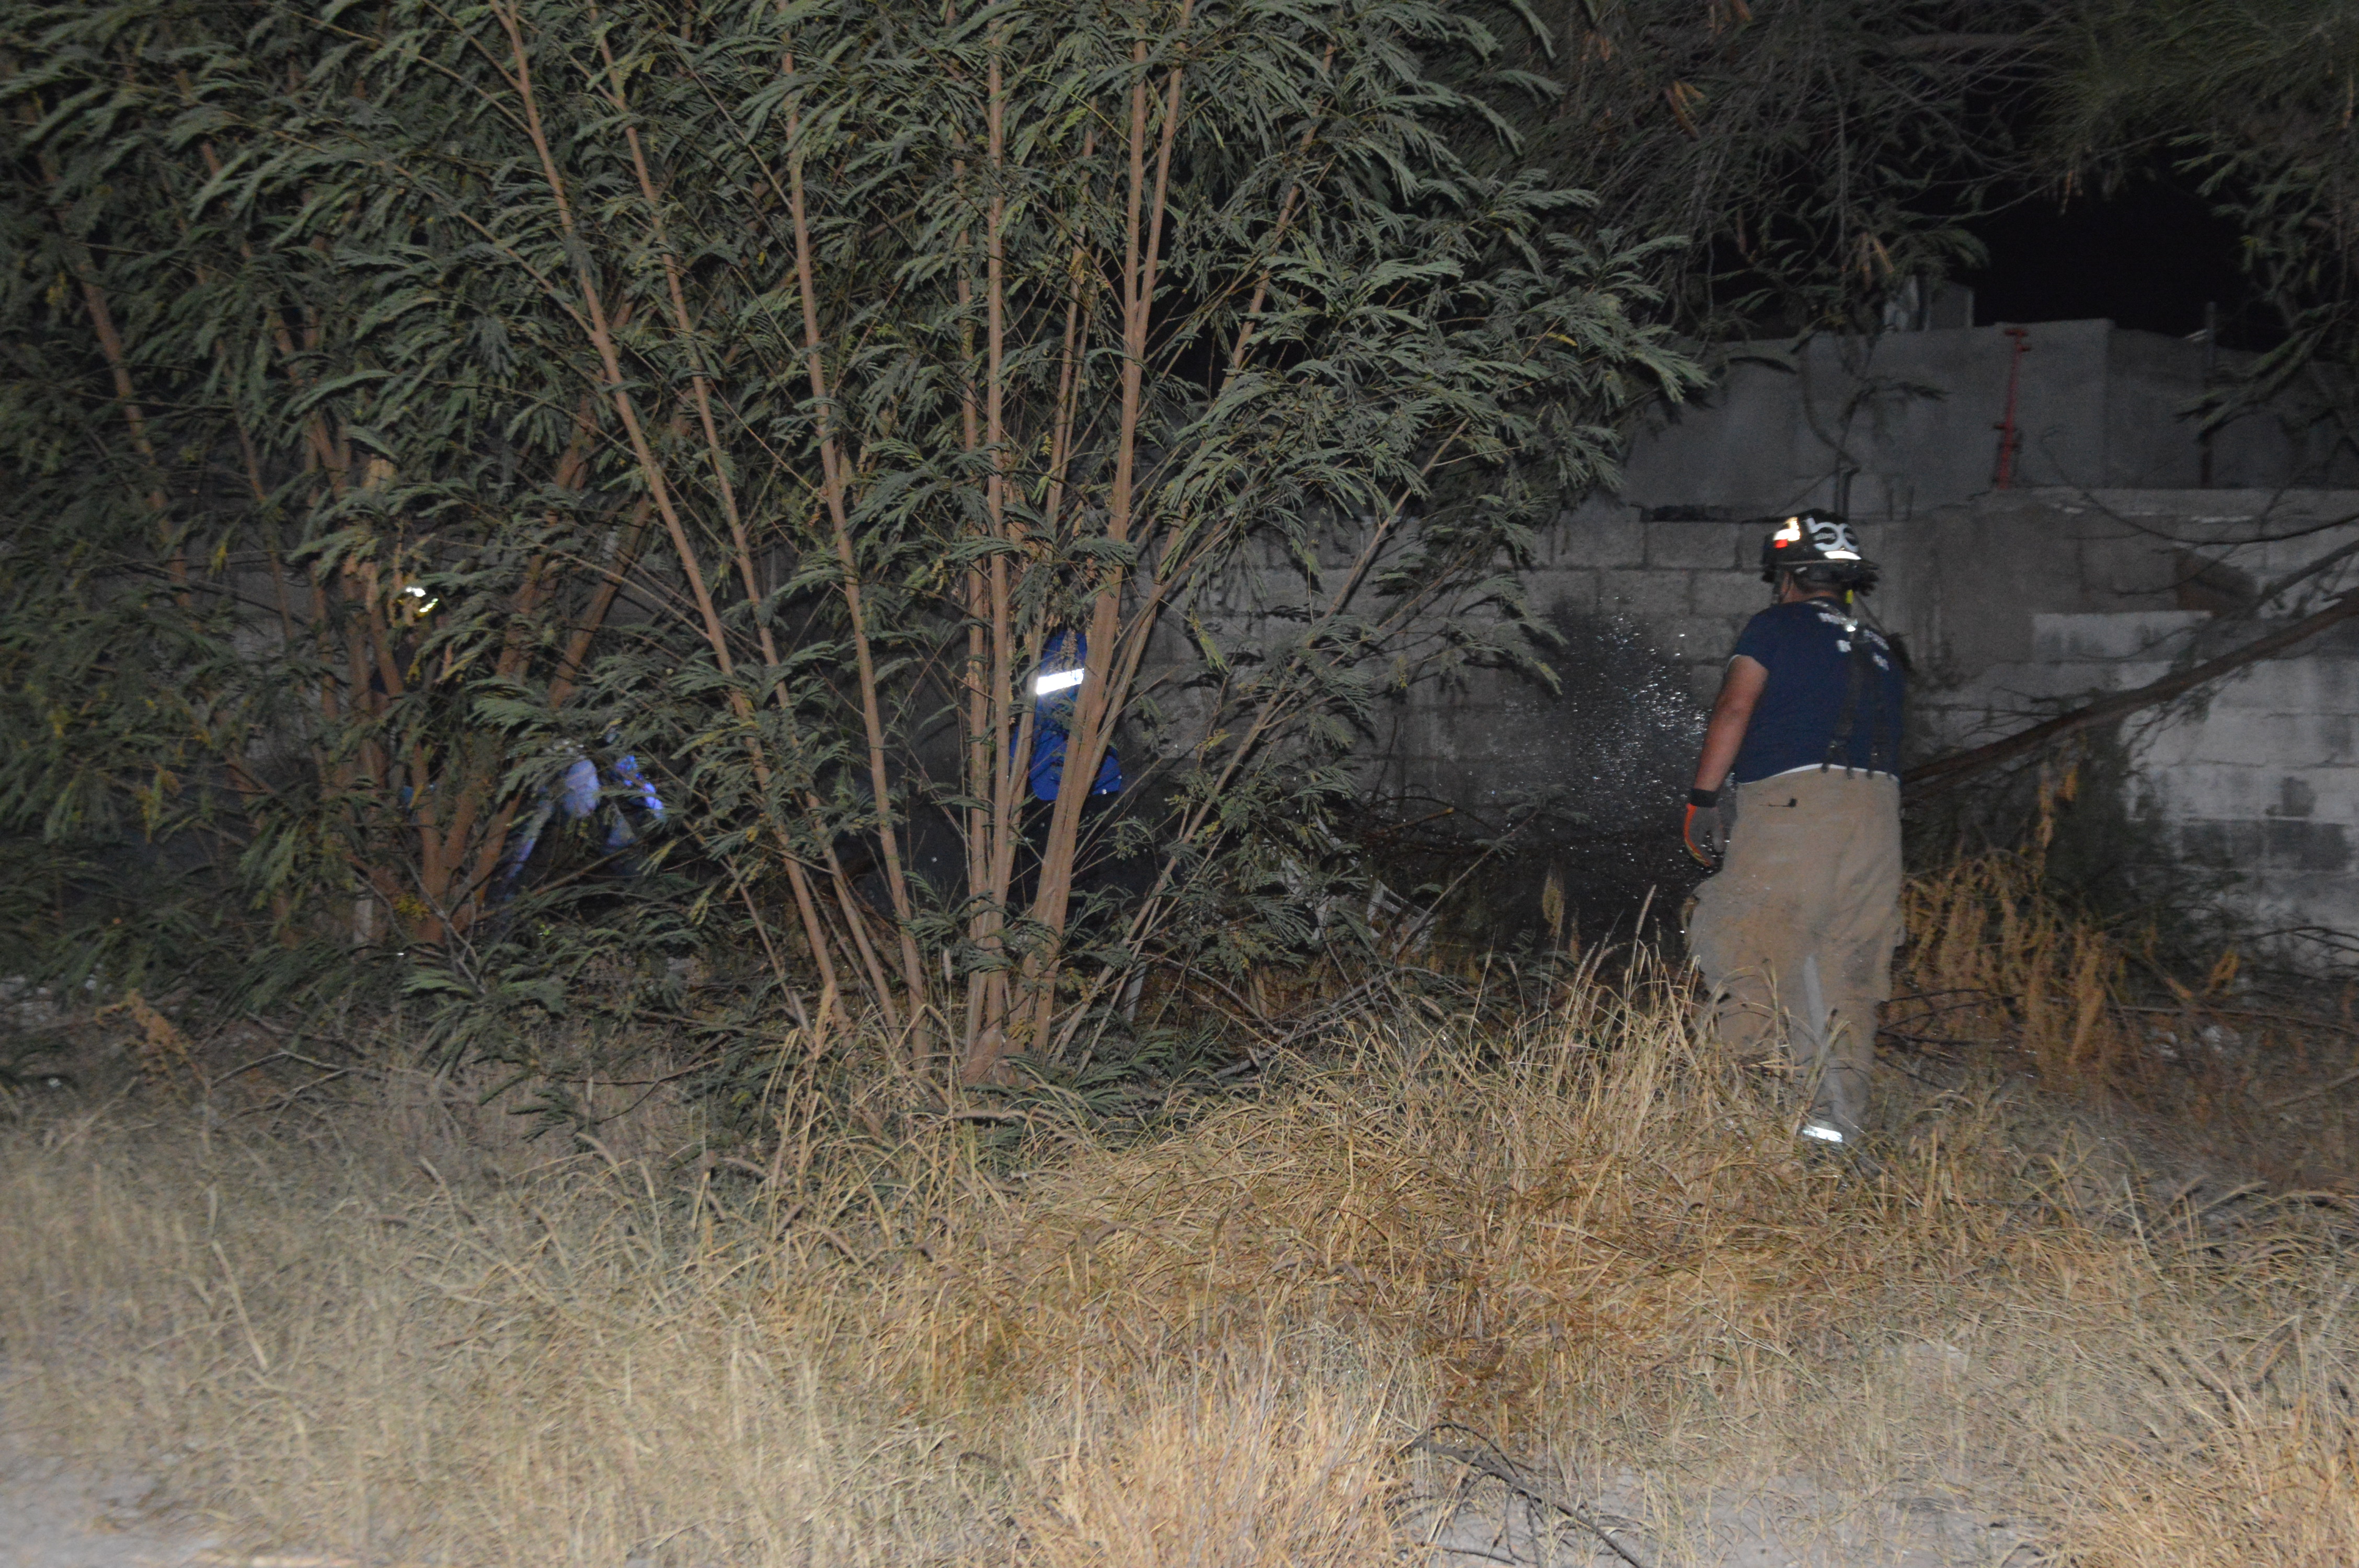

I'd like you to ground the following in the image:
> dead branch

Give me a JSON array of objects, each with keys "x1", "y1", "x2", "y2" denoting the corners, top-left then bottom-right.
[
  {"x1": 1906, "y1": 590, "x2": 2359, "y2": 799},
  {"x1": 1408, "y1": 1425, "x2": 1652, "y2": 1568}
]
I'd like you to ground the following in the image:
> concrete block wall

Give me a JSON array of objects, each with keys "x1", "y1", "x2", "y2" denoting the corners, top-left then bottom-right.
[
  {"x1": 1349, "y1": 512, "x2": 1738, "y2": 806},
  {"x1": 1908, "y1": 497, "x2": 2359, "y2": 947},
  {"x1": 1332, "y1": 318, "x2": 2359, "y2": 841},
  {"x1": 1925, "y1": 612, "x2": 2359, "y2": 939},
  {"x1": 1532, "y1": 498, "x2": 1779, "y2": 691},
  {"x1": 1538, "y1": 501, "x2": 1907, "y2": 700},
  {"x1": 1160, "y1": 444, "x2": 2359, "y2": 825},
  {"x1": 1359, "y1": 498, "x2": 1921, "y2": 808},
  {"x1": 1363, "y1": 483, "x2": 2359, "y2": 947},
  {"x1": 1616, "y1": 321, "x2": 2359, "y2": 526},
  {"x1": 1149, "y1": 326, "x2": 2359, "y2": 949}
]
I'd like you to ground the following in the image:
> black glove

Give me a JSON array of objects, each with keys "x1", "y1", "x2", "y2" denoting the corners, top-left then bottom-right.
[{"x1": 1683, "y1": 787, "x2": 1726, "y2": 868}]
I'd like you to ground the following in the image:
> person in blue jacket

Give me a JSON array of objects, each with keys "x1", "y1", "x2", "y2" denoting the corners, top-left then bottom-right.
[
  {"x1": 490, "y1": 737, "x2": 667, "y2": 903},
  {"x1": 1027, "y1": 630, "x2": 1121, "y2": 802}
]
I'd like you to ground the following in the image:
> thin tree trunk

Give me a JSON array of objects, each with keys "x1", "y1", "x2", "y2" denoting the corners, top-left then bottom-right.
[
  {"x1": 20, "y1": 126, "x2": 181, "y2": 589},
  {"x1": 500, "y1": 2, "x2": 898, "y2": 1025},
  {"x1": 596, "y1": 33, "x2": 854, "y2": 1020},
  {"x1": 782, "y1": 62, "x2": 933, "y2": 1040},
  {"x1": 959, "y1": 29, "x2": 1022, "y2": 1080},
  {"x1": 1009, "y1": 9, "x2": 1193, "y2": 1065}
]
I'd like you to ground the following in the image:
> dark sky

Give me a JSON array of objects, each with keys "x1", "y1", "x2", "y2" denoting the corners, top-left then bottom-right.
[{"x1": 1957, "y1": 174, "x2": 2271, "y2": 346}]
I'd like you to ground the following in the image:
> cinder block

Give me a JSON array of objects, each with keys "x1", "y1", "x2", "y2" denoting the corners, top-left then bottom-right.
[
  {"x1": 1690, "y1": 570, "x2": 1770, "y2": 618},
  {"x1": 2030, "y1": 610, "x2": 2208, "y2": 662},
  {"x1": 2169, "y1": 763, "x2": 2275, "y2": 818},
  {"x1": 1597, "y1": 568, "x2": 1692, "y2": 622},
  {"x1": 1384, "y1": 699, "x2": 1452, "y2": 750},
  {"x1": 2275, "y1": 713, "x2": 2349, "y2": 771},
  {"x1": 2074, "y1": 535, "x2": 2181, "y2": 602},
  {"x1": 2316, "y1": 712, "x2": 2357, "y2": 760},
  {"x1": 2239, "y1": 656, "x2": 2359, "y2": 714},
  {"x1": 2294, "y1": 656, "x2": 2359, "y2": 711},
  {"x1": 2263, "y1": 817, "x2": 2354, "y2": 872},
  {"x1": 1532, "y1": 568, "x2": 1601, "y2": 618},
  {"x1": 1434, "y1": 667, "x2": 1521, "y2": 705},
  {"x1": 2184, "y1": 710, "x2": 2306, "y2": 767},
  {"x1": 1453, "y1": 717, "x2": 1566, "y2": 764},
  {"x1": 1645, "y1": 615, "x2": 1742, "y2": 663},
  {"x1": 1712, "y1": 610, "x2": 1757, "y2": 644},
  {"x1": 2278, "y1": 767, "x2": 2359, "y2": 823},
  {"x1": 2127, "y1": 719, "x2": 2204, "y2": 770},
  {"x1": 2178, "y1": 818, "x2": 2265, "y2": 867},
  {"x1": 1552, "y1": 505, "x2": 1647, "y2": 569},
  {"x1": 2109, "y1": 659, "x2": 2175, "y2": 690},
  {"x1": 1701, "y1": 614, "x2": 1755, "y2": 655},
  {"x1": 1644, "y1": 522, "x2": 1746, "y2": 571}
]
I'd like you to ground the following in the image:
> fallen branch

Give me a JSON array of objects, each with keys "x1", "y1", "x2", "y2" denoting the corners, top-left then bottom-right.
[
  {"x1": 1408, "y1": 1424, "x2": 1652, "y2": 1568},
  {"x1": 2263, "y1": 1063, "x2": 2359, "y2": 1112},
  {"x1": 1906, "y1": 590, "x2": 2359, "y2": 798}
]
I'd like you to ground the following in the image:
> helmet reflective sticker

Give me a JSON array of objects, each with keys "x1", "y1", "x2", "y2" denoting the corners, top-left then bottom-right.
[{"x1": 1804, "y1": 515, "x2": 1862, "y2": 560}]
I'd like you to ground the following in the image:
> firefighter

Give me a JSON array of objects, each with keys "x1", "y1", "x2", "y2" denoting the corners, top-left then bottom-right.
[
  {"x1": 1681, "y1": 512, "x2": 1904, "y2": 1147},
  {"x1": 1027, "y1": 630, "x2": 1123, "y2": 802},
  {"x1": 489, "y1": 737, "x2": 669, "y2": 904}
]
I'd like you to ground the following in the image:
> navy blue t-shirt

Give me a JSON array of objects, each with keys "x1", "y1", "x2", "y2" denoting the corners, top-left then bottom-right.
[{"x1": 1726, "y1": 599, "x2": 1905, "y2": 783}]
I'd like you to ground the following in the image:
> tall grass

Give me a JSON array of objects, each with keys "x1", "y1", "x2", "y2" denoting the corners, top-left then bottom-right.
[
  {"x1": 5, "y1": 955, "x2": 2358, "y2": 1565},
  {"x1": 1899, "y1": 848, "x2": 2138, "y2": 1090}
]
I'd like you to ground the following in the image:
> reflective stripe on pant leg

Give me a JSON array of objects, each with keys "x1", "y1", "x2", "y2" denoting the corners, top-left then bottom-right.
[{"x1": 1795, "y1": 952, "x2": 1842, "y2": 1137}]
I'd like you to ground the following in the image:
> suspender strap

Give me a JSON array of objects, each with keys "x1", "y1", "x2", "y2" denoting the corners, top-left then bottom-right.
[
  {"x1": 1870, "y1": 643, "x2": 1900, "y2": 774},
  {"x1": 1823, "y1": 624, "x2": 1874, "y2": 771}
]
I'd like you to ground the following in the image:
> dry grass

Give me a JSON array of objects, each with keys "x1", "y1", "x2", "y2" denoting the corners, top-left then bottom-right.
[
  {"x1": 5, "y1": 945, "x2": 2359, "y2": 1565},
  {"x1": 1898, "y1": 848, "x2": 2143, "y2": 1088},
  {"x1": 1900, "y1": 846, "x2": 2359, "y2": 1189}
]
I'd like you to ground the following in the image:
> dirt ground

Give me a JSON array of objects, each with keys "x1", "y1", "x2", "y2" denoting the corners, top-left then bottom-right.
[
  {"x1": 1418, "y1": 1468, "x2": 2032, "y2": 1566},
  {"x1": 0, "y1": 1434, "x2": 220, "y2": 1568},
  {"x1": 0, "y1": 1433, "x2": 2033, "y2": 1568}
]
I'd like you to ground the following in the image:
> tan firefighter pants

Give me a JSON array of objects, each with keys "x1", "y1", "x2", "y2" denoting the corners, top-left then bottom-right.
[{"x1": 1687, "y1": 768, "x2": 1903, "y2": 1137}]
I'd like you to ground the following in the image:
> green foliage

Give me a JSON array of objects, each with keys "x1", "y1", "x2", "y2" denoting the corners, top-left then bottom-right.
[
  {"x1": 2, "y1": 0, "x2": 1693, "y2": 1086},
  {"x1": 1462, "y1": 0, "x2": 2056, "y2": 338},
  {"x1": 2050, "y1": 0, "x2": 2359, "y2": 421}
]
